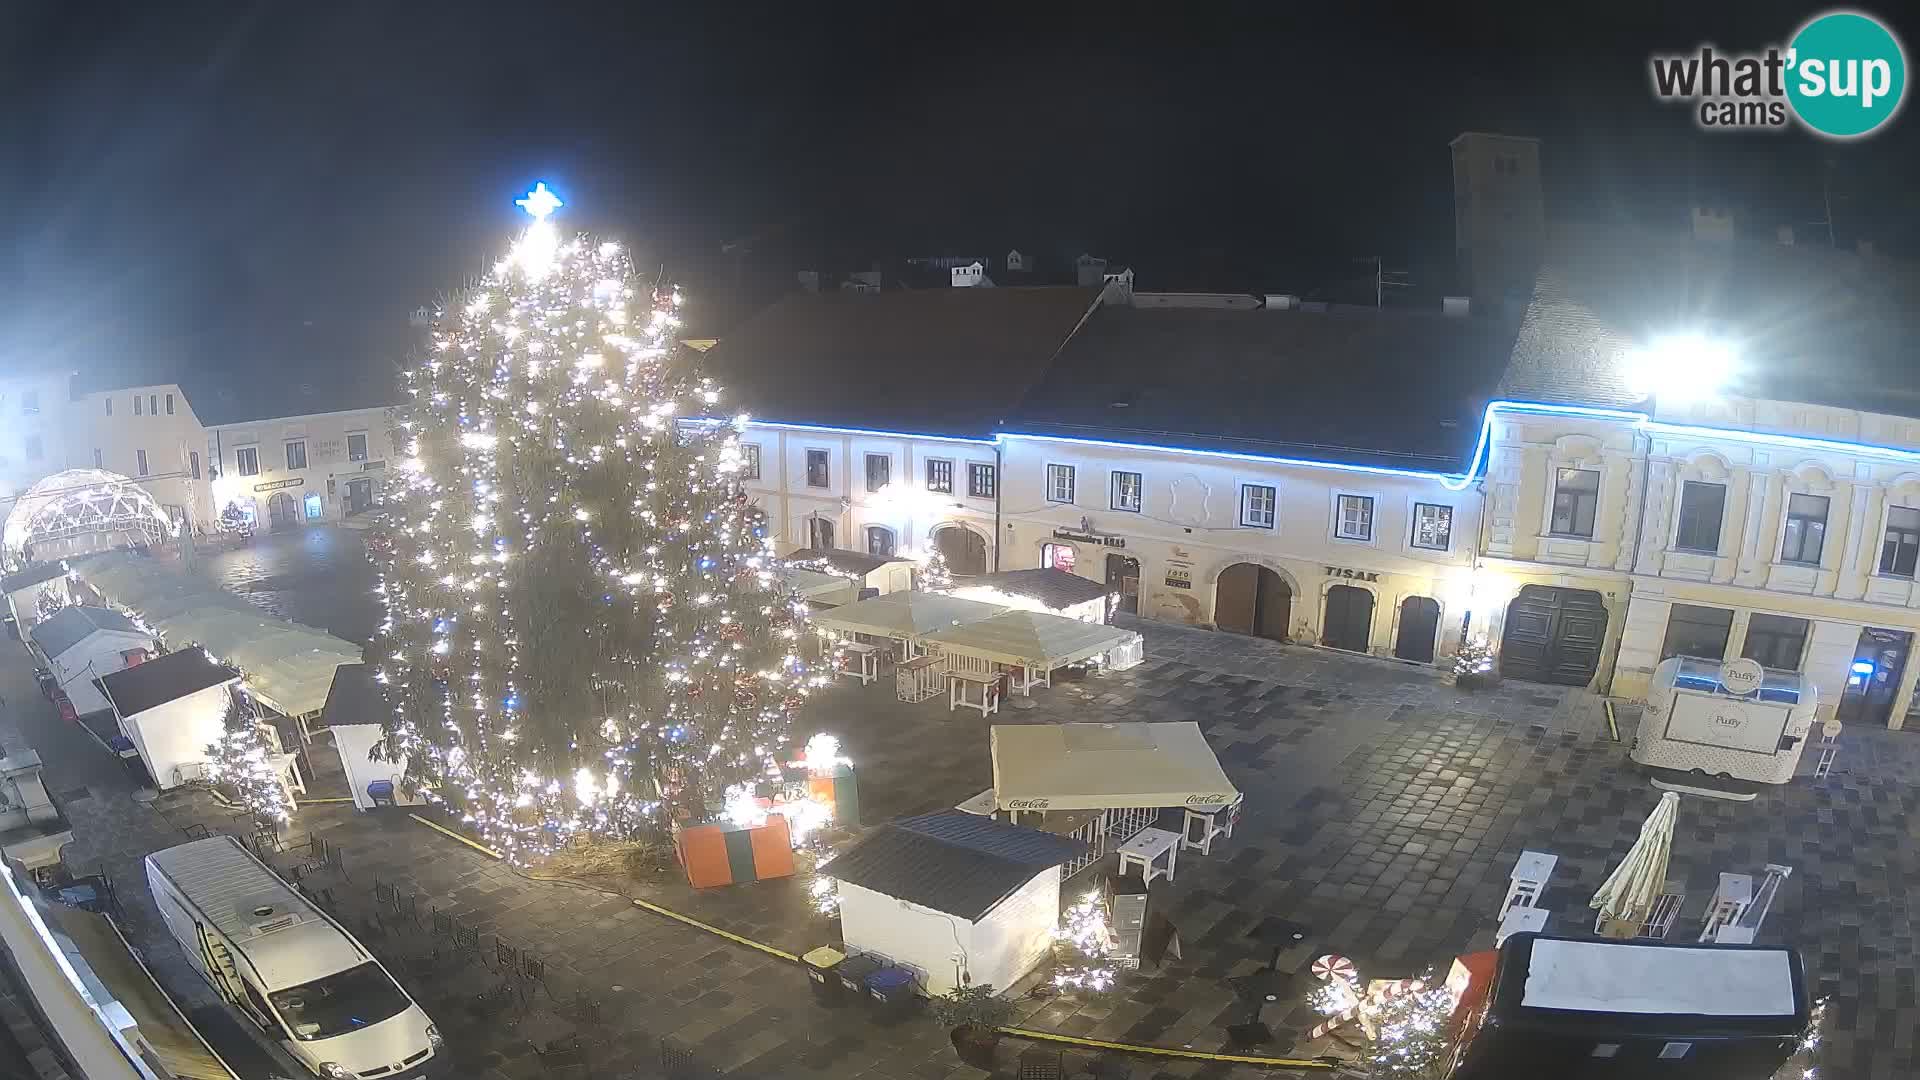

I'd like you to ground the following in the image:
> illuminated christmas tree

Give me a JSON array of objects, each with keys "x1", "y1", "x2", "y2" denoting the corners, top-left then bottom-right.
[
  {"x1": 912, "y1": 544, "x2": 953, "y2": 592},
  {"x1": 204, "y1": 685, "x2": 289, "y2": 825},
  {"x1": 368, "y1": 183, "x2": 821, "y2": 860}
]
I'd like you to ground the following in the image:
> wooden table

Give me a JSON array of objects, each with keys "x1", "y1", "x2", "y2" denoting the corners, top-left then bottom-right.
[
  {"x1": 837, "y1": 641, "x2": 879, "y2": 685},
  {"x1": 946, "y1": 670, "x2": 1001, "y2": 716},
  {"x1": 1181, "y1": 793, "x2": 1242, "y2": 855},
  {"x1": 1115, "y1": 827, "x2": 1181, "y2": 885}
]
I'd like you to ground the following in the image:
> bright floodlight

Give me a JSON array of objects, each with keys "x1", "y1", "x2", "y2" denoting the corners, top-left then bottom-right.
[{"x1": 1623, "y1": 334, "x2": 1736, "y2": 403}]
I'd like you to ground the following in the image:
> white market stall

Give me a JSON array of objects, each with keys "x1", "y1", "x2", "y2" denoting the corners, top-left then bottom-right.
[
  {"x1": 1, "y1": 561, "x2": 71, "y2": 635},
  {"x1": 28, "y1": 606, "x2": 153, "y2": 716},
  {"x1": 321, "y1": 663, "x2": 424, "y2": 811},
  {"x1": 809, "y1": 591, "x2": 1008, "y2": 699},
  {"x1": 1634, "y1": 656, "x2": 1821, "y2": 787},
  {"x1": 820, "y1": 810, "x2": 1087, "y2": 996},
  {"x1": 777, "y1": 565, "x2": 860, "y2": 610},
  {"x1": 921, "y1": 609, "x2": 1143, "y2": 700},
  {"x1": 949, "y1": 568, "x2": 1115, "y2": 625},
  {"x1": 785, "y1": 548, "x2": 915, "y2": 596},
  {"x1": 983, "y1": 722, "x2": 1241, "y2": 878},
  {"x1": 96, "y1": 649, "x2": 246, "y2": 791}
]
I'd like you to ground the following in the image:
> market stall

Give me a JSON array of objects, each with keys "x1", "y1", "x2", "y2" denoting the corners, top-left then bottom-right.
[
  {"x1": 320, "y1": 663, "x2": 425, "y2": 811},
  {"x1": 777, "y1": 565, "x2": 860, "y2": 610},
  {"x1": 1634, "y1": 657, "x2": 1820, "y2": 789},
  {"x1": 920, "y1": 609, "x2": 1143, "y2": 699},
  {"x1": 29, "y1": 605, "x2": 153, "y2": 715},
  {"x1": 96, "y1": 649, "x2": 245, "y2": 791},
  {"x1": 949, "y1": 568, "x2": 1115, "y2": 624},
  {"x1": 820, "y1": 810, "x2": 1086, "y2": 996},
  {"x1": 987, "y1": 722, "x2": 1239, "y2": 878},
  {"x1": 808, "y1": 591, "x2": 1007, "y2": 684},
  {"x1": 785, "y1": 548, "x2": 915, "y2": 596},
  {"x1": 1, "y1": 561, "x2": 70, "y2": 634}
]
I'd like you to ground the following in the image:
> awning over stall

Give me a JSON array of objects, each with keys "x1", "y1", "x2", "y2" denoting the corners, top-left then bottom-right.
[
  {"x1": 808, "y1": 591, "x2": 1007, "y2": 640},
  {"x1": 990, "y1": 722, "x2": 1238, "y2": 811},
  {"x1": 922, "y1": 609, "x2": 1139, "y2": 671}
]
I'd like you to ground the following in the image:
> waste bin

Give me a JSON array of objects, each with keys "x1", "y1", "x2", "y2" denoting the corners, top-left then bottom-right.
[
  {"x1": 802, "y1": 946, "x2": 848, "y2": 1006},
  {"x1": 836, "y1": 953, "x2": 884, "y2": 996},
  {"x1": 865, "y1": 967, "x2": 917, "y2": 1023}
]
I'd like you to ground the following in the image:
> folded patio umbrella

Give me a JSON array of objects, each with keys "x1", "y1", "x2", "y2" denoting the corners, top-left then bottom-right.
[{"x1": 1589, "y1": 791, "x2": 1680, "y2": 938}]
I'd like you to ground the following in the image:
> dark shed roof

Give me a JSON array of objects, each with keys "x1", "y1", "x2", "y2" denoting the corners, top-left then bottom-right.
[
  {"x1": 97, "y1": 648, "x2": 240, "y2": 717},
  {"x1": 1, "y1": 562, "x2": 68, "y2": 593},
  {"x1": 1007, "y1": 304, "x2": 1517, "y2": 473},
  {"x1": 703, "y1": 287, "x2": 1099, "y2": 439},
  {"x1": 321, "y1": 663, "x2": 386, "y2": 728},
  {"x1": 786, "y1": 549, "x2": 908, "y2": 579},
  {"x1": 963, "y1": 569, "x2": 1111, "y2": 609},
  {"x1": 821, "y1": 811, "x2": 1086, "y2": 921},
  {"x1": 1504, "y1": 223, "x2": 1920, "y2": 417},
  {"x1": 29, "y1": 606, "x2": 143, "y2": 662}
]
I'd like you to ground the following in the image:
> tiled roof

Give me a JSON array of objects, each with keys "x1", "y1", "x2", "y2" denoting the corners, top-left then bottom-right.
[
  {"x1": 821, "y1": 811, "x2": 1086, "y2": 921},
  {"x1": 703, "y1": 287, "x2": 1100, "y2": 439},
  {"x1": 1, "y1": 562, "x2": 68, "y2": 593},
  {"x1": 963, "y1": 569, "x2": 1111, "y2": 610},
  {"x1": 97, "y1": 648, "x2": 240, "y2": 717},
  {"x1": 28, "y1": 606, "x2": 143, "y2": 662},
  {"x1": 1503, "y1": 223, "x2": 1920, "y2": 418},
  {"x1": 1008, "y1": 304, "x2": 1517, "y2": 473}
]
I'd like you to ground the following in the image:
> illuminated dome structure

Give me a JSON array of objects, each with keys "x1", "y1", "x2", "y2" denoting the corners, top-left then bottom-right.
[{"x1": 2, "y1": 469, "x2": 176, "y2": 570}]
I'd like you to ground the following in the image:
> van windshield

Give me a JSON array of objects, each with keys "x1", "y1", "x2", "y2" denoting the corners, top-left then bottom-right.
[{"x1": 267, "y1": 962, "x2": 410, "y2": 1041}]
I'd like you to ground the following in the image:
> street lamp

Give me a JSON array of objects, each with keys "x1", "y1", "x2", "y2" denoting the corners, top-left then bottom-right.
[{"x1": 1623, "y1": 333, "x2": 1737, "y2": 404}]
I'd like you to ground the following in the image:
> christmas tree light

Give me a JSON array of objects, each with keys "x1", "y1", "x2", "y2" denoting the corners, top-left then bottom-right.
[
  {"x1": 907, "y1": 545, "x2": 953, "y2": 592},
  {"x1": 203, "y1": 684, "x2": 290, "y2": 825},
  {"x1": 367, "y1": 183, "x2": 824, "y2": 860},
  {"x1": 1052, "y1": 890, "x2": 1118, "y2": 992}
]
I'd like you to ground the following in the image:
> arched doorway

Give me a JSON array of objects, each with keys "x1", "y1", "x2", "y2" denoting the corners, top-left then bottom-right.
[
  {"x1": 1322, "y1": 585, "x2": 1374, "y2": 653},
  {"x1": 934, "y1": 526, "x2": 987, "y2": 576},
  {"x1": 1215, "y1": 562, "x2": 1290, "y2": 641},
  {"x1": 1394, "y1": 596, "x2": 1441, "y2": 663},
  {"x1": 267, "y1": 492, "x2": 297, "y2": 529},
  {"x1": 1500, "y1": 585, "x2": 1607, "y2": 686}
]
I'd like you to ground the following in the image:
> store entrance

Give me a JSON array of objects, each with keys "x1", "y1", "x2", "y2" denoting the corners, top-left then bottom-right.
[{"x1": 1838, "y1": 626, "x2": 1912, "y2": 728}]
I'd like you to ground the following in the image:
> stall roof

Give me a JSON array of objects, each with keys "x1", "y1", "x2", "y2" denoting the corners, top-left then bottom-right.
[
  {"x1": 953, "y1": 568, "x2": 1111, "y2": 610},
  {"x1": 821, "y1": 811, "x2": 1086, "y2": 921},
  {"x1": 991, "y1": 722, "x2": 1239, "y2": 811},
  {"x1": 321, "y1": 663, "x2": 386, "y2": 729},
  {"x1": 922, "y1": 609, "x2": 1137, "y2": 670},
  {"x1": 776, "y1": 565, "x2": 860, "y2": 601},
  {"x1": 97, "y1": 649, "x2": 241, "y2": 717},
  {"x1": 28, "y1": 605, "x2": 145, "y2": 662},
  {"x1": 786, "y1": 548, "x2": 907, "y2": 580},
  {"x1": 808, "y1": 590, "x2": 1007, "y2": 640},
  {"x1": 0, "y1": 561, "x2": 68, "y2": 593}
]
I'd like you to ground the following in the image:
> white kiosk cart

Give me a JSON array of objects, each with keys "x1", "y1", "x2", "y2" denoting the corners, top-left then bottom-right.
[{"x1": 1633, "y1": 657, "x2": 1820, "y2": 785}]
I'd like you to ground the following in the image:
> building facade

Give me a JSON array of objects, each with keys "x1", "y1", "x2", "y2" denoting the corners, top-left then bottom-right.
[
  {"x1": 205, "y1": 406, "x2": 398, "y2": 531},
  {"x1": 68, "y1": 383, "x2": 215, "y2": 533},
  {"x1": 0, "y1": 372, "x2": 71, "y2": 508}
]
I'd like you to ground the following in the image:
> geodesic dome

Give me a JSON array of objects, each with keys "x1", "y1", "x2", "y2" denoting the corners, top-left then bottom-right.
[{"x1": 2, "y1": 469, "x2": 176, "y2": 570}]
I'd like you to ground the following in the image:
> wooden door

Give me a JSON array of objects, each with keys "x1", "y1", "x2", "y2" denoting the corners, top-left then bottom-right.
[
  {"x1": 1395, "y1": 596, "x2": 1440, "y2": 663},
  {"x1": 1322, "y1": 585, "x2": 1374, "y2": 653},
  {"x1": 1500, "y1": 586, "x2": 1607, "y2": 686}
]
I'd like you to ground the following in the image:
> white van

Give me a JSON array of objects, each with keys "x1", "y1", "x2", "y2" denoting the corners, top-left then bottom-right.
[{"x1": 146, "y1": 836, "x2": 447, "y2": 1079}]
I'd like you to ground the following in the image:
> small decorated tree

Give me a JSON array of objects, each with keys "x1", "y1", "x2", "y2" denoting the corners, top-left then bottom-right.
[
  {"x1": 1450, "y1": 637, "x2": 1497, "y2": 690},
  {"x1": 912, "y1": 544, "x2": 953, "y2": 592},
  {"x1": 1356, "y1": 981, "x2": 1457, "y2": 1079},
  {"x1": 1051, "y1": 891, "x2": 1117, "y2": 993},
  {"x1": 204, "y1": 686, "x2": 290, "y2": 825}
]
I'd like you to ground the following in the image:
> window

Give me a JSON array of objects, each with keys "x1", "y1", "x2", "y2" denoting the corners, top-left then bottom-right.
[
  {"x1": 1412, "y1": 503, "x2": 1453, "y2": 550},
  {"x1": 133, "y1": 395, "x2": 143, "y2": 416},
  {"x1": 136, "y1": 449, "x2": 149, "y2": 476},
  {"x1": 189, "y1": 450, "x2": 201, "y2": 480},
  {"x1": 104, "y1": 397, "x2": 112, "y2": 416},
  {"x1": 1335, "y1": 494, "x2": 1374, "y2": 540},
  {"x1": 165, "y1": 393, "x2": 175, "y2": 415},
  {"x1": 236, "y1": 446, "x2": 259, "y2": 476},
  {"x1": 1674, "y1": 481, "x2": 1726, "y2": 553},
  {"x1": 304, "y1": 493, "x2": 323, "y2": 520},
  {"x1": 1780, "y1": 493, "x2": 1829, "y2": 564},
  {"x1": 1046, "y1": 464, "x2": 1075, "y2": 504},
  {"x1": 806, "y1": 516, "x2": 835, "y2": 549},
  {"x1": 926, "y1": 458, "x2": 953, "y2": 494},
  {"x1": 19, "y1": 390, "x2": 36, "y2": 415},
  {"x1": 1240, "y1": 484, "x2": 1276, "y2": 528},
  {"x1": 283, "y1": 440, "x2": 306, "y2": 470},
  {"x1": 268, "y1": 963, "x2": 410, "y2": 1042},
  {"x1": 1550, "y1": 468, "x2": 1600, "y2": 537},
  {"x1": 1743, "y1": 613, "x2": 1811, "y2": 672},
  {"x1": 24, "y1": 435, "x2": 41, "y2": 460},
  {"x1": 739, "y1": 443, "x2": 761, "y2": 480},
  {"x1": 1040, "y1": 543, "x2": 1076, "y2": 572},
  {"x1": 92, "y1": 448, "x2": 103, "y2": 468},
  {"x1": 1110, "y1": 471, "x2": 1142, "y2": 512},
  {"x1": 347, "y1": 433, "x2": 368, "y2": 462},
  {"x1": 805, "y1": 449, "x2": 830, "y2": 488},
  {"x1": 148, "y1": 394, "x2": 158, "y2": 415},
  {"x1": 865, "y1": 453, "x2": 890, "y2": 493},
  {"x1": 1660, "y1": 604, "x2": 1733, "y2": 661},
  {"x1": 866, "y1": 526, "x2": 895, "y2": 557},
  {"x1": 1881, "y1": 506, "x2": 1920, "y2": 578},
  {"x1": 968, "y1": 462, "x2": 996, "y2": 499}
]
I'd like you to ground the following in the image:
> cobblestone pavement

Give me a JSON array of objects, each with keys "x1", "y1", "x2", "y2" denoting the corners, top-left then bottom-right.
[{"x1": 6, "y1": 601, "x2": 1914, "y2": 1078}]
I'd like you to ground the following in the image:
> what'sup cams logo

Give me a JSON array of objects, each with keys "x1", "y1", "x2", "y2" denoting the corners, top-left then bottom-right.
[{"x1": 1651, "y1": 10, "x2": 1907, "y2": 138}]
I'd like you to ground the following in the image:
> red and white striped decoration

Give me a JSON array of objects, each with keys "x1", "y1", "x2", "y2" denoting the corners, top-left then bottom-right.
[
  {"x1": 1306, "y1": 1007, "x2": 1357, "y2": 1040},
  {"x1": 1311, "y1": 954, "x2": 1357, "y2": 983}
]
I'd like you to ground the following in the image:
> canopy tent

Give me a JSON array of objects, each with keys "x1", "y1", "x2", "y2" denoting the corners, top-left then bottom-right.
[
  {"x1": 921, "y1": 609, "x2": 1140, "y2": 671},
  {"x1": 1590, "y1": 791, "x2": 1680, "y2": 938},
  {"x1": 990, "y1": 722, "x2": 1238, "y2": 812},
  {"x1": 808, "y1": 590, "x2": 1007, "y2": 642}
]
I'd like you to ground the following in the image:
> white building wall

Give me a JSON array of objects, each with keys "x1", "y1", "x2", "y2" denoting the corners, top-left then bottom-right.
[
  {"x1": 71, "y1": 384, "x2": 215, "y2": 534},
  {"x1": 964, "y1": 867, "x2": 1059, "y2": 994},
  {"x1": 120, "y1": 682, "x2": 233, "y2": 791},
  {"x1": 0, "y1": 372, "x2": 75, "y2": 507},
  {"x1": 45, "y1": 630, "x2": 153, "y2": 716},
  {"x1": 206, "y1": 407, "x2": 398, "y2": 531},
  {"x1": 836, "y1": 881, "x2": 975, "y2": 996}
]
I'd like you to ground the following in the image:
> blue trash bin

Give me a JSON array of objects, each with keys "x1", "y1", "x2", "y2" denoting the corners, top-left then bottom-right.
[{"x1": 865, "y1": 967, "x2": 917, "y2": 1023}]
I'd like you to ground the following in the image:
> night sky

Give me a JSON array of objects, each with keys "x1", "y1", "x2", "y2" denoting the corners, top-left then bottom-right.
[{"x1": 4, "y1": 2, "x2": 1915, "y2": 420}]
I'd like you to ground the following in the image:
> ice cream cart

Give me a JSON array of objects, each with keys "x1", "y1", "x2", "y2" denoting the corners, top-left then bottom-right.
[{"x1": 1632, "y1": 657, "x2": 1820, "y2": 785}]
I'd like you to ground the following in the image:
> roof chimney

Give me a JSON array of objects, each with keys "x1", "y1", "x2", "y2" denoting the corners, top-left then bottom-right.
[{"x1": 1442, "y1": 296, "x2": 1471, "y2": 317}]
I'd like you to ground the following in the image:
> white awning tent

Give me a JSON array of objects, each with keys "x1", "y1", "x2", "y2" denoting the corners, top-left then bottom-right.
[
  {"x1": 808, "y1": 591, "x2": 1007, "y2": 642},
  {"x1": 921, "y1": 610, "x2": 1142, "y2": 673},
  {"x1": 990, "y1": 722, "x2": 1239, "y2": 812}
]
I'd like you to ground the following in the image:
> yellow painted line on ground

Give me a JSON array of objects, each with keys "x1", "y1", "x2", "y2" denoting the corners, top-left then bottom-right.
[
  {"x1": 1004, "y1": 1027, "x2": 1336, "y2": 1068},
  {"x1": 1604, "y1": 699, "x2": 1620, "y2": 742},
  {"x1": 300, "y1": 797, "x2": 355, "y2": 804},
  {"x1": 407, "y1": 813, "x2": 504, "y2": 859},
  {"x1": 625, "y1": 895, "x2": 801, "y2": 963},
  {"x1": 1001, "y1": 1027, "x2": 1334, "y2": 1069}
]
